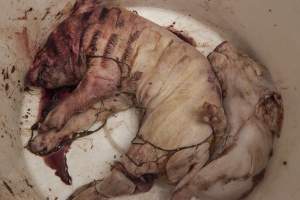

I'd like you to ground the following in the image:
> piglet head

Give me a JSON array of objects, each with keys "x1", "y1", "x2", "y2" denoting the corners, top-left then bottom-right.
[{"x1": 26, "y1": 32, "x2": 82, "y2": 89}]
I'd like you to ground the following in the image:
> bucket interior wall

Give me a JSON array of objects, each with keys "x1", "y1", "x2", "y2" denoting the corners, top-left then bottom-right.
[{"x1": 0, "y1": 0, "x2": 299, "y2": 199}]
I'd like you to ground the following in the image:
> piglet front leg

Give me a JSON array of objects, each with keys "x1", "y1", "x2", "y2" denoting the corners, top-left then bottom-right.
[
  {"x1": 40, "y1": 58, "x2": 121, "y2": 132},
  {"x1": 28, "y1": 92, "x2": 133, "y2": 155}
]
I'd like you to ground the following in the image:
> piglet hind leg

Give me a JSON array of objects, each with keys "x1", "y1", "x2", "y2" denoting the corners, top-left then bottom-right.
[
  {"x1": 68, "y1": 168, "x2": 155, "y2": 200},
  {"x1": 172, "y1": 42, "x2": 283, "y2": 200},
  {"x1": 68, "y1": 169, "x2": 136, "y2": 200},
  {"x1": 39, "y1": 58, "x2": 121, "y2": 132},
  {"x1": 172, "y1": 118, "x2": 272, "y2": 200},
  {"x1": 68, "y1": 143, "x2": 166, "y2": 200}
]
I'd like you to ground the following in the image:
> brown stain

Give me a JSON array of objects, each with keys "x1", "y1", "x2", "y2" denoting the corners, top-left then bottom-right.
[
  {"x1": 11, "y1": 65, "x2": 16, "y2": 74},
  {"x1": 167, "y1": 26, "x2": 197, "y2": 47},
  {"x1": 5, "y1": 83, "x2": 9, "y2": 91},
  {"x1": 2, "y1": 181, "x2": 14, "y2": 196},
  {"x1": 24, "y1": 178, "x2": 34, "y2": 188},
  {"x1": 15, "y1": 27, "x2": 33, "y2": 61},
  {"x1": 283, "y1": 161, "x2": 287, "y2": 166},
  {"x1": 41, "y1": 8, "x2": 51, "y2": 21},
  {"x1": 16, "y1": 7, "x2": 33, "y2": 20},
  {"x1": 269, "y1": 149, "x2": 273, "y2": 158},
  {"x1": 2, "y1": 68, "x2": 9, "y2": 80},
  {"x1": 55, "y1": 11, "x2": 64, "y2": 20}
]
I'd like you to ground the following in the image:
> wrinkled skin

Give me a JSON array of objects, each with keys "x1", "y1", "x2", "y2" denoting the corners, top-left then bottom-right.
[
  {"x1": 172, "y1": 42, "x2": 283, "y2": 200},
  {"x1": 26, "y1": 0, "x2": 283, "y2": 199}
]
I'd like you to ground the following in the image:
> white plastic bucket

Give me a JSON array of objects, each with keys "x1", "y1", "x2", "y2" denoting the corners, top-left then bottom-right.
[{"x1": 0, "y1": 0, "x2": 299, "y2": 199}]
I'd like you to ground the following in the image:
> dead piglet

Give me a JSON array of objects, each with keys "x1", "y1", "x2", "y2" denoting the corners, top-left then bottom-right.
[{"x1": 172, "y1": 42, "x2": 283, "y2": 200}]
